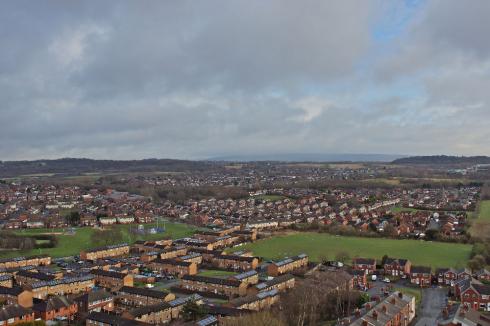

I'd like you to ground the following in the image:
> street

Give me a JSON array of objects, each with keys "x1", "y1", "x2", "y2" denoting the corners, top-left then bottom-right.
[{"x1": 414, "y1": 287, "x2": 447, "y2": 326}]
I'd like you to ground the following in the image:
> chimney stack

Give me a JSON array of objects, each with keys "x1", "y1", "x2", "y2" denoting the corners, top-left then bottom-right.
[
  {"x1": 398, "y1": 292, "x2": 403, "y2": 299},
  {"x1": 372, "y1": 310, "x2": 378, "y2": 320}
]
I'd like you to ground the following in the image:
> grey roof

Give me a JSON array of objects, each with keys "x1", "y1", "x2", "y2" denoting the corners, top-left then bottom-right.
[
  {"x1": 33, "y1": 295, "x2": 75, "y2": 312},
  {"x1": 168, "y1": 294, "x2": 202, "y2": 307},
  {"x1": 31, "y1": 274, "x2": 94, "y2": 289},
  {"x1": 0, "y1": 304, "x2": 32, "y2": 320},
  {"x1": 128, "y1": 302, "x2": 171, "y2": 317},
  {"x1": 118, "y1": 286, "x2": 169, "y2": 299},
  {"x1": 232, "y1": 270, "x2": 258, "y2": 280},
  {"x1": 196, "y1": 315, "x2": 218, "y2": 326},
  {"x1": 274, "y1": 254, "x2": 307, "y2": 267},
  {"x1": 183, "y1": 275, "x2": 242, "y2": 287},
  {"x1": 86, "y1": 311, "x2": 149, "y2": 326}
]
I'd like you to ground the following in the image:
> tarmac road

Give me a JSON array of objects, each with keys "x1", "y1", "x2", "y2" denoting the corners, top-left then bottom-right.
[{"x1": 415, "y1": 287, "x2": 448, "y2": 326}]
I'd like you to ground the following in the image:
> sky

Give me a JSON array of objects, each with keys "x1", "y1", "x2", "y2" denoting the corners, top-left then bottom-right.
[{"x1": 1, "y1": 0, "x2": 489, "y2": 160}]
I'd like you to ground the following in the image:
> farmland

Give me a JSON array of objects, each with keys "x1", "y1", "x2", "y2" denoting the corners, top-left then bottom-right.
[
  {"x1": 233, "y1": 232, "x2": 471, "y2": 269},
  {"x1": 0, "y1": 221, "x2": 197, "y2": 259}
]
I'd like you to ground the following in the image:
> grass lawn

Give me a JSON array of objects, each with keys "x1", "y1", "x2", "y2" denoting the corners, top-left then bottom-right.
[
  {"x1": 470, "y1": 200, "x2": 490, "y2": 241},
  {"x1": 390, "y1": 206, "x2": 422, "y2": 213},
  {"x1": 198, "y1": 269, "x2": 237, "y2": 278},
  {"x1": 233, "y1": 233, "x2": 471, "y2": 269},
  {"x1": 0, "y1": 220, "x2": 197, "y2": 259},
  {"x1": 253, "y1": 195, "x2": 287, "y2": 201}
]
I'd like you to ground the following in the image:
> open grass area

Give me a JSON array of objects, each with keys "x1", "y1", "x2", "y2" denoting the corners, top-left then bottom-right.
[
  {"x1": 0, "y1": 220, "x2": 197, "y2": 259},
  {"x1": 198, "y1": 270, "x2": 237, "y2": 278},
  {"x1": 253, "y1": 195, "x2": 287, "y2": 201},
  {"x1": 470, "y1": 200, "x2": 490, "y2": 241},
  {"x1": 361, "y1": 178, "x2": 401, "y2": 186},
  {"x1": 390, "y1": 206, "x2": 422, "y2": 213},
  {"x1": 233, "y1": 233, "x2": 471, "y2": 269}
]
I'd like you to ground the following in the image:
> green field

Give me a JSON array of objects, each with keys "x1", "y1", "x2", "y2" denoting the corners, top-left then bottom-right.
[
  {"x1": 233, "y1": 233, "x2": 471, "y2": 269},
  {"x1": 470, "y1": 200, "x2": 490, "y2": 240},
  {"x1": 198, "y1": 269, "x2": 237, "y2": 278},
  {"x1": 253, "y1": 195, "x2": 287, "y2": 201},
  {"x1": 390, "y1": 206, "x2": 421, "y2": 213},
  {"x1": 0, "y1": 221, "x2": 197, "y2": 259}
]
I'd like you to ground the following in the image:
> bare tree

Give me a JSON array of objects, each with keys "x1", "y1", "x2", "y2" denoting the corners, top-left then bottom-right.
[{"x1": 222, "y1": 311, "x2": 285, "y2": 326}]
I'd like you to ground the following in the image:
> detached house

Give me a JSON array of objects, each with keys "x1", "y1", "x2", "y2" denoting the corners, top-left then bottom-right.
[
  {"x1": 352, "y1": 258, "x2": 376, "y2": 274},
  {"x1": 410, "y1": 266, "x2": 432, "y2": 287},
  {"x1": 460, "y1": 283, "x2": 490, "y2": 311},
  {"x1": 383, "y1": 258, "x2": 411, "y2": 277}
]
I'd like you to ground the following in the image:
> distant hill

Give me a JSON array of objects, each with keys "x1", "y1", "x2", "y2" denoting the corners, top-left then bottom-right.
[
  {"x1": 209, "y1": 153, "x2": 405, "y2": 162},
  {"x1": 0, "y1": 158, "x2": 216, "y2": 178},
  {"x1": 392, "y1": 155, "x2": 490, "y2": 165}
]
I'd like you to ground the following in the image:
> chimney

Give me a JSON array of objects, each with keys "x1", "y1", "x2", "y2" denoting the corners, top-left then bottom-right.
[
  {"x1": 398, "y1": 292, "x2": 403, "y2": 299},
  {"x1": 382, "y1": 305, "x2": 387, "y2": 314},
  {"x1": 442, "y1": 307, "x2": 448, "y2": 319},
  {"x1": 390, "y1": 297, "x2": 396, "y2": 305},
  {"x1": 362, "y1": 321, "x2": 368, "y2": 326},
  {"x1": 355, "y1": 309, "x2": 361, "y2": 318},
  {"x1": 365, "y1": 303, "x2": 372, "y2": 309},
  {"x1": 372, "y1": 310, "x2": 378, "y2": 320}
]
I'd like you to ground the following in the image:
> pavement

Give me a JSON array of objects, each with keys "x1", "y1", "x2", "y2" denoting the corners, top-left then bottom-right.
[{"x1": 414, "y1": 287, "x2": 448, "y2": 326}]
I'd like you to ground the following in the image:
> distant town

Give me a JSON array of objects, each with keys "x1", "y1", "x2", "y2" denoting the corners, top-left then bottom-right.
[{"x1": 0, "y1": 158, "x2": 489, "y2": 325}]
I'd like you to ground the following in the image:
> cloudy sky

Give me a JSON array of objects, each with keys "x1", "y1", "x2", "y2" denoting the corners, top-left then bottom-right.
[{"x1": 1, "y1": 0, "x2": 489, "y2": 160}]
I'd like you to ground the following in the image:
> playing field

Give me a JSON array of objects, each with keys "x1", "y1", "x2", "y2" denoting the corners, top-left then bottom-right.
[
  {"x1": 470, "y1": 200, "x2": 490, "y2": 240},
  {"x1": 0, "y1": 221, "x2": 197, "y2": 259},
  {"x1": 233, "y1": 232, "x2": 471, "y2": 269},
  {"x1": 253, "y1": 195, "x2": 287, "y2": 201}
]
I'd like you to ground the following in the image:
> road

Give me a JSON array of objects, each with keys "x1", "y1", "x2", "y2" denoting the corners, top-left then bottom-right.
[{"x1": 414, "y1": 287, "x2": 447, "y2": 326}]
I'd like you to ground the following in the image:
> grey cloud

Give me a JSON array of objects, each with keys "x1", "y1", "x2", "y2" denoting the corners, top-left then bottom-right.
[{"x1": 1, "y1": 0, "x2": 490, "y2": 160}]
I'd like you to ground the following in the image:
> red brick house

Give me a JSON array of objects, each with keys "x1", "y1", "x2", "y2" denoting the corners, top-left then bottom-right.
[
  {"x1": 460, "y1": 283, "x2": 490, "y2": 312},
  {"x1": 383, "y1": 258, "x2": 411, "y2": 277},
  {"x1": 410, "y1": 266, "x2": 432, "y2": 287},
  {"x1": 476, "y1": 269, "x2": 490, "y2": 282},
  {"x1": 350, "y1": 269, "x2": 368, "y2": 289},
  {"x1": 352, "y1": 258, "x2": 376, "y2": 274},
  {"x1": 0, "y1": 304, "x2": 35, "y2": 325},
  {"x1": 32, "y1": 295, "x2": 78, "y2": 321}
]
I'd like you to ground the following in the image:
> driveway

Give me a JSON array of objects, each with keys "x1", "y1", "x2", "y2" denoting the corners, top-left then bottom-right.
[{"x1": 415, "y1": 287, "x2": 447, "y2": 326}]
